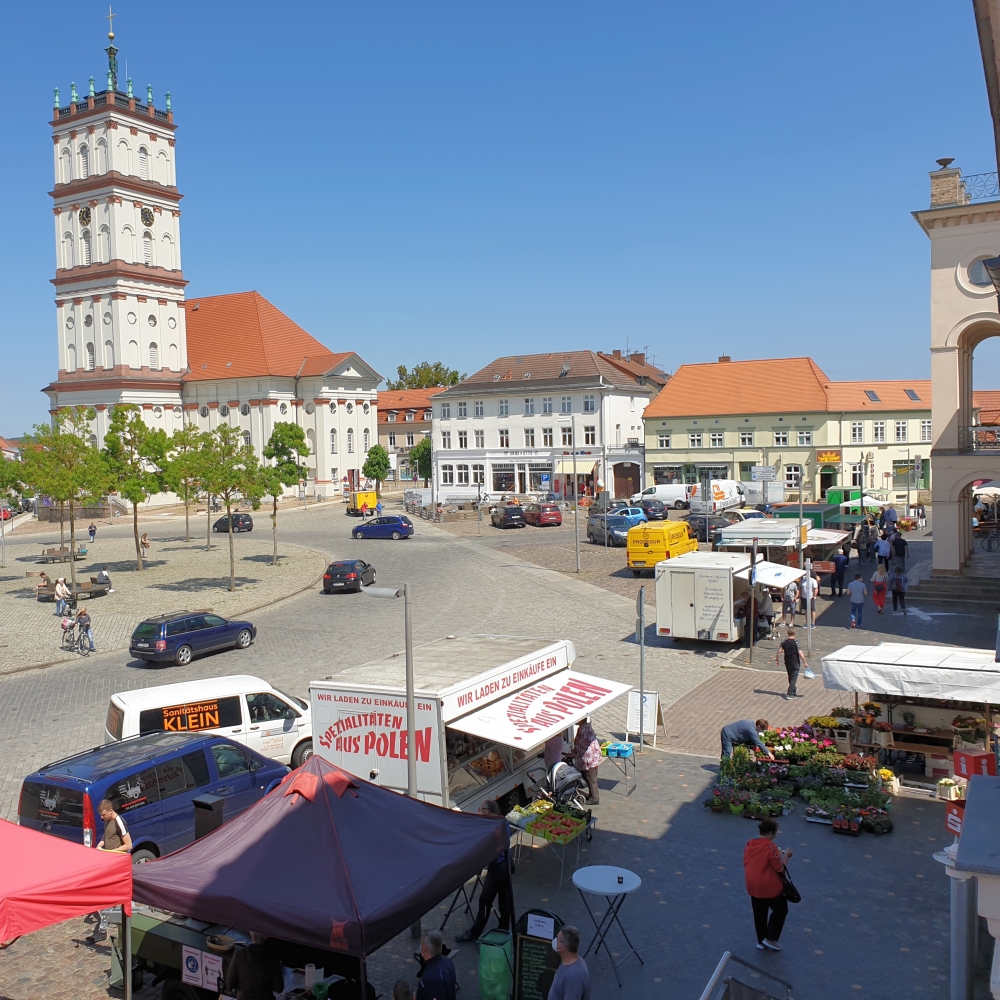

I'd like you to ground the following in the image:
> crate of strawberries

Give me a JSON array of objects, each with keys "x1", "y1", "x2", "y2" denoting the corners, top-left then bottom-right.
[{"x1": 526, "y1": 811, "x2": 586, "y2": 845}]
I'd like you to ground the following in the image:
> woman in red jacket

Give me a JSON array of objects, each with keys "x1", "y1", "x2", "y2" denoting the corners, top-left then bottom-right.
[{"x1": 743, "y1": 817, "x2": 793, "y2": 951}]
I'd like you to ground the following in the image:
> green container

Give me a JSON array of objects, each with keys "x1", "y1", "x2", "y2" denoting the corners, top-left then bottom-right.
[{"x1": 478, "y1": 929, "x2": 513, "y2": 1000}]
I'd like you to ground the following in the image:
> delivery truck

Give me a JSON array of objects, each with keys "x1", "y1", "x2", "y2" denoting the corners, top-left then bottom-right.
[
  {"x1": 310, "y1": 635, "x2": 630, "y2": 811},
  {"x1": 686, "y1": 479, "x2": 744, "y2": 514},
  {"x1": 655, "y1": 551, "x2": 806, "y2": 643},
  {"x1": 627, "y1": 521, "x2": 698, "y2": 576}
]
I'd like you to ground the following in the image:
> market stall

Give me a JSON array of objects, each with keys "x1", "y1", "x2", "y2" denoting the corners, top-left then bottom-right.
[
  {"x1": 715, "y1": 519, "x2": 850, "y2": 567},
  {"x1": 132, "y1": 755, "x2": 508, "y2": 995}
]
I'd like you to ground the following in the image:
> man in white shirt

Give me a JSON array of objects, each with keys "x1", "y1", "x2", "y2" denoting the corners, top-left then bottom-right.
[{"x1": 799, "y1": 572, "x2": 819, "y2": 629}]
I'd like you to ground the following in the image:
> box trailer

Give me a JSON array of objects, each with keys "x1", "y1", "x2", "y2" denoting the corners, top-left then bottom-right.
[
  {"x1": 310, "y1": 635, "x2": 630, "y2": 811},
  {"x1": 655, "y1": 552, "x2": 805, "y2": 643}
]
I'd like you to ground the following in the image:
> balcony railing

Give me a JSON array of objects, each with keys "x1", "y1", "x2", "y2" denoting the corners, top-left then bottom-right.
[
  {"x1": 964, "y1": 172, "x2": 1000, "y2": 203},
  {"x1": 960, "y1": 426, "x2": 1000, "y2": 452}
]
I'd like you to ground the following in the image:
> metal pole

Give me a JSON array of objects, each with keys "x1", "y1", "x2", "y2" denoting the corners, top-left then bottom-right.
[
  {"x1": 805, "y1": 557, "x2": 813, "y2": 656},
  {"x1": 637, "y1": 586, "x2": 645, "y2": 751},
  {"x1": 951, "y1": 868, "x2": 976, "y2": 1000},
  {"x1": 798, "y1": 469, "x2": 804, "y2": 570},
  {"x1": 123, "y1": 906, "x2": 132, "y2": 1000},
  {"x1": 404, "y1": 583, "x2": 416, "y2": 799},
  {"x1": 749, "y1": 537, "x2": 758, "y2": 664},
  {"x1": 1, "y1": 506, "x2": 5, "y2": 568},
  {"x1": 359, "y1": 957, "x2": 368, "y2": 1000},
  {"x1": 477, "y1": 482, "x2": 482, "y2": 535},
  {"x1": 906, "y1": 447, "x2": 911, "y2": 521},
  {"x1": 573, "y1": 420, "x2": 580, "y2": 573}
]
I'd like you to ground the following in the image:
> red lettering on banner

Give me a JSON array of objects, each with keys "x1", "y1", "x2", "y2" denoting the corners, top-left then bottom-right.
[{"x1": 363, "y1": 732, "x2": 376, "y2": 754}]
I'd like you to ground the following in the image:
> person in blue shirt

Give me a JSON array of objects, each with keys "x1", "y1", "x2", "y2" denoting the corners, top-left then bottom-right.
[
  {"x1": 720, "y1": 719, "x2": 774, "y2": 760},
  {"x1": 831, "y1": 551, "x2": 849, "y2": 597},
  {"x1": 415, "y1": 931, "x2": 456, "y2": 1000}
]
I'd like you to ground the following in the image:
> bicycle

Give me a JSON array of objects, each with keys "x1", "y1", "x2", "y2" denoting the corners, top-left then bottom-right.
[
  {"x1": 982, "y1": 526, "x2": 1000, "y2": 552},
  {"x1": 59, "y1": 617, "x2": 89, "y2": 655}
]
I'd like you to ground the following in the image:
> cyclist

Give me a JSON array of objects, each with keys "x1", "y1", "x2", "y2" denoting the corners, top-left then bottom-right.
[{"x1": 76, "y1": 606, "x2": 95, "y2": 653}]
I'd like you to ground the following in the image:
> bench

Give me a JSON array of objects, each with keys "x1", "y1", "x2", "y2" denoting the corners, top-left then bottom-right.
[{"x1": 39, "y1": 546, "x2": 87, "y2": 564}]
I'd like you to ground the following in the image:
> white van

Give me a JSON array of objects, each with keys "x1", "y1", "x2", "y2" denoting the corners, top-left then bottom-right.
[
  {"x1": 687, "y1": 479, "x2": 744, "y2": 514},
  {"x1": 104, "y1": 675, "x2": 314, "y2": 767},
  {"x1": 631, "y1": 484, "x2": 690, "y2": 509}
]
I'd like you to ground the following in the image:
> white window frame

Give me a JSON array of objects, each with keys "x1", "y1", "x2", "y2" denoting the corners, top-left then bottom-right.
[
  {"x1": 441, "y1": 464, "x2": 454, "y2": 485},
  {"x1": 689, "y1": 433, "x2": 703, "y2": 448},
  {"x1": 440, "y1": 403, "x2": 451, "y2": 419},
  {"x1": 658, "y1": 434, "x2": 670, "y2": 448},
  {"x1": 773, "y1": 431, "x2": 788, "y2": 447},
  {"x1": 561, "y1": 427, "x2": 573, "y2": 446},
  {"x1": 739, "y1": 431, "x2": 753, "y2": 447},
  {"x1": 873, "y1": 421, "x2": 885, "y2": 444},
  {"x1": 584, "y1": 425, "x2": 596, "y2": 445},
  {"x1": 542, "y1": 396, "x2": 553, "y2": 414},
  {"x1": 474, "y1": 429, "x2": 485, "y2": 448},
  {"x1": 458, "y1": 401, "x2": 467, "y2": 418},
  {"x1": 797, "y1": 431, "x2": 812, "y2": 446},
  {"x1": 524, "y1": 428, "x2": 535, "y2": 447},
  {"x1": 441, "y1": 431, "x2": 452, "y2": 450},
  {"x1": 542, "y1": 428, "x2": 553, "y2": 447},
  {"x1": 456, "y1": 464, "x2": 470, "y2": 485},
  {"x1": 388, "y1": 431, "x2": 396, "y2": 447},
  {"x1": 472, "y1": 464, "x2": 485, "y2": 485},
  {"x1": 851, "y1": 421, "x2": 863, "y2": 444},
  {"x1": 499, "y1": 429, "x2": 509, "y2": 448},
  {"x1": 474, "y1": 400, "x2": 484, "y2": 417},
  {"x1": 560, "y1": 396, "x2": 572, "y2": 414},
  {"x1": 524, "y1": 397, "x2": 535, "y2": 415},
  {"x1": 710, "y1": 432, "x2": 723, "y2": 448},
  {"x1": 406, "y1": 431, "x2": 415, "y2": 447},
  {"x1": 458, "y1": 431, "x2": 468, "y2": 449},
  {"x1": 784, "y1": 464, "x2": 802, "y2": 489},
  {"x1": 499, "y1": 398, "x2": 509, "y2": 416},
  {"x1": 920, "y1": 419, "x2": 932, "y2": 443},
  {"x1": 583, "y1": 394, "x2": 596, "y2": 413},
  {"x1": 895, "y1": 420, "x2": 908, "y2": 443}
]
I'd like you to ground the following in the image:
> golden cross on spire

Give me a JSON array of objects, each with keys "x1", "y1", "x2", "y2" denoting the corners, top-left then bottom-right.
[{"x1": 106, "y1": 5, "x2": 116, "y2": 40}]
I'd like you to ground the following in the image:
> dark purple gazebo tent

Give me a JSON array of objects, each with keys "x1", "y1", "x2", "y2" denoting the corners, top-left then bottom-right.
[{"x1": 132, "y1": 756, "x2": 506, "y2": 985}]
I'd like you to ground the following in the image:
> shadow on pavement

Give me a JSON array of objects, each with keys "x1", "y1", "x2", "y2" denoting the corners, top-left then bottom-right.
[{"x1": 148, "y1": 576, "x2": 260, "y2": 591}]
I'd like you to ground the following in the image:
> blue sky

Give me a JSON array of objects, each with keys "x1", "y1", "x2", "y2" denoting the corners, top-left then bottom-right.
[{"x1": 2, "y1": 2, "x2": 998, "y2": 435}]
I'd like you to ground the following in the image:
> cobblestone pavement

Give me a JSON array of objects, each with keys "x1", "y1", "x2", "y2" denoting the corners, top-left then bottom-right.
[{"x1": 0, "y1": 535, "x2": 328, "y2": 674}]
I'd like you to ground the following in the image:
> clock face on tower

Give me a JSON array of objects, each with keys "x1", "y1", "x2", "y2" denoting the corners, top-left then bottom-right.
[
  {"x1": 78, "y1": 207, "x2": 91, "y2": 226},
  {"x1": 141, "y1": 207, "x2": 154, "y2": 227}
]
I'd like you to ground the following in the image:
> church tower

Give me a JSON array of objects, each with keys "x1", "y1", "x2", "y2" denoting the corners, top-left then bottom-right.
[{"x1": 43, "y1": 15, "x2": 187, "y2": 444}]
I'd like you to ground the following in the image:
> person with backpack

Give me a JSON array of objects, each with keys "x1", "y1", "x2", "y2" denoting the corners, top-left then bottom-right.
[
  {"x1": 870, "y1": 565, "x2": 888, "y2": 615},
  {"x1": 889, "y1": 565, "x2": 908, "y2": 616},
  {"x1": 744, "y1": 818, "x2": 794, "y2": 952}
]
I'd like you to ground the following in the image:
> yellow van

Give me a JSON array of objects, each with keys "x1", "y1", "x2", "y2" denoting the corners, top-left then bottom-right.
[
  {"x1": 347, "y1": 490, "x2": 378, "y2": 517},
  {"x1": 627, "y1": 521, "x2": 698, "y2": 575}
]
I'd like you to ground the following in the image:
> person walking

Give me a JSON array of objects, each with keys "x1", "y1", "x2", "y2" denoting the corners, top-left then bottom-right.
[
  {"x1": 549, "y1": 927, "x2": 591, "y2": 1000},
  {"x1": 876, "y1": 532, "x2": 892, "y2": 570},
  {"x1": 831, "y1": 551, "x2": 849, "y2": 597},
  {"x1": 744, "y1": 817, "x2": 793, "y2": 952},
  {"x1": 866, "y1": 519, "x2": 879, "y2": 563},
  {"x1": 455, "y1": 800, "x2": 514, "y2": 942},
  {"x1": 870, "y1": 564, "x2": 888, "y2": 615},
  {"x1": 140, "y1": 533, "x2": 151, "y2": 559},
  {"x1": 76, "y1": 606, "x2": 95, "y2": 652},
  {"x1": 776, "y1": 628, "x2": 807, "y2": 700},
  {"x1": 416, "y1": 931, "x2": 457, "y2": 1000},
  {"x1": 573, "y1": 719, "x2": 602, "y2": 805},
  {"x1": 781, "y1": 580, "x2": 799, "y2": 629},
  {"x1": 917, "y1": 503, "x2": 927, "y2": 530},
  {"x1": 799, "y1": 570, "x2": 819, "y2": 628},
  {"x1": 891, "y1": 531, "x2": 909, "y2": 572},
  {"x1": 884, "y1": 504, "x2": 899, "y2": 531},
  {"x1": 720, "y1": 719, "x2": 774, "y2": 760},
  {"x1": 856, "y1": 521, "x2": 870, "y2": 565},
  {"x1": 88, "y1": 522, "x2": 97, "y2": 543},
  {"x1": 54, "y1": 577, "x2": 70, "y2": 616},
  {"x1": 889, "y1": 564, "x2": 908, "y2": 616},
  {"x1": 375, "y1": 500, "x2": 384, "y2": 518},
  {"x1": 847, "y1": 573, "x2": 867, "y2": 629}
]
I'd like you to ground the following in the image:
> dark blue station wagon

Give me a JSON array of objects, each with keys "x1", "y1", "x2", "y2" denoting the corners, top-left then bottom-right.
[
  {"x1": 130, "y1": 611, "x2": 257, "y2": 666},
  {"x1": 351, "y1": 515, "x2": 414, "y2": 540},
  {"x1": 18, "y1": 732, "x2": 287, "y2": 861}
]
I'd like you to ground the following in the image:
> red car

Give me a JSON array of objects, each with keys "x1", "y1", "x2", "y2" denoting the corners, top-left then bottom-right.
[
  {"x1": 0, "y1": 507, "x2": 11, "y2": 520},
  {"x1": 524, "y1": 502, "x2": 563, "y2": 527}
]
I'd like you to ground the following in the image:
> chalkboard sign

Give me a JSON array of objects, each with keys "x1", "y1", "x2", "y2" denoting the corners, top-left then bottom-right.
[{"x1": 515, "y1": 934, "x2": 556, "y2": 1000}]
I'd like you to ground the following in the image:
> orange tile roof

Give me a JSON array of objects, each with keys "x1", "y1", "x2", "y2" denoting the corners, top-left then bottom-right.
[
  {"x1": 596, "y1": 352, "x2": 670, "y2": 387},
  {"x1": 184, "y1": 292, "x2": 351, "y2": 381},
  {"x1": 376, "y1": 388, "x2": 440, "y2": 424},
  {"x1": 644, "y1": 357, "x2": 830, "y2": 418},
  {"x1": 822, "y1": 380, "x2": 931, "y2": 411},
  {"x1": 975, "y1": 390, "x2": 1000, "y2": 425}
]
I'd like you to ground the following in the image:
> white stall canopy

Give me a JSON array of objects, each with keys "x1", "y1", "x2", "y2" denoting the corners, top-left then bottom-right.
[
  {"x1": 448, "y1": 669, "x2": 631, "y2": 752},
  {"x1": 734, "y1": 561, "x2": 807, "y2": 588},
  {"x1": 821, "y1": 642, "x2": 1000, "y2": 703}
]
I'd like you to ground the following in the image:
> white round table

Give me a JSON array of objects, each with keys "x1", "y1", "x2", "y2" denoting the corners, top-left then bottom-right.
[{"x1": 571, "y1": 865, "x2": 644, "y2": 985}]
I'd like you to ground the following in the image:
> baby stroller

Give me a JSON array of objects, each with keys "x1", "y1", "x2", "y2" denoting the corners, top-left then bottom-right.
[{"x1": 538, "y1": 761, "x2": 589, "y2": 812}]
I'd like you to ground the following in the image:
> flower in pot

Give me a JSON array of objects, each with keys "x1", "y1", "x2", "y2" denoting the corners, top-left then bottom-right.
[
  {"x1": 901, "y1": 710, "x2": 916, "y2": 727},
  {"x1": 855, "y1": 716, "x2": 874, "y2": 744},
  {"x1": 728, "y1": 791, "x2": 748, "y2": 815},
  {"x1": 874, "y1": 721, "x2": 894, "y2": 747},
  {"x1": 706, "y1": 791, "x2": 727, "y2": 813}
]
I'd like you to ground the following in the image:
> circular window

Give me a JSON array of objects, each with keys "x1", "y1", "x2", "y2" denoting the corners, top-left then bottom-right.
[
  {"x1": 152, "y1": 406, "x2": 163, "y2": 418},
  {"x1": 127, "y1": 312, "x2": 137, "y2": 325},
  {"x1": 84, "y1": 314, "x2": 93, "y2": 327},
  {"x1": 199, "y1": 405, "x2": 209, "y2": 418},
  {"x1": 279, "y1": 402, "x2": 288, "y2": 415},
  {"x1": 329, "y1": 402, "x2": 337, "y2": 414},
  {"x1": 219, "y1": 404, "x2": 230, "y2": 417},
  {"x1": 65, "y1": 315, "x2": 75, "y2": 329},
  {"x1": 173, "y1": 406, "x2": 182, "y2": 417},
  {"x1": 240, "y1": 403, "x2": 250, "y2": 416},
  {"x1": 167, "y1": 317, "x2": 177, "y2": 329},
  {"x1": 969, "y1": 257, "x2": 998, "y2": 287},
  {"x1": 305, "y1": 402, "x2": 315, "y2": 415},
  {"x1": 148, "y1": 315, "x2": 157, "y2": 327},
  {"x1": 103, "y1": 311, "x2": 112, "y2": 325},
  {"x1": 346, "y1": 402, "x2": 354, "y2": 415},
  {"x1": 363, "y1": 402, "x2": 370, "y2": 415}
]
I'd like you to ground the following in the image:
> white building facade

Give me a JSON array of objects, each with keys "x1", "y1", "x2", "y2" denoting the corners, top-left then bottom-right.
[{"x1": 430, "y1": 352, "x2": 651, "y2": 500}]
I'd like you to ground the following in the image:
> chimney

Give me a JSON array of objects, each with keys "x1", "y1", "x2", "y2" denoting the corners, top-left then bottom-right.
[
  {"x1": 632, "y1": 353, "x2": 645, "y2": 365},
  {"x1": 613, "y1": 350, "x2": 622, "y2": 359},
  {"x1": 718, "y1": 355, "x2": 731, "y2": 363},
  {"x1": 929, "y1": 158, "x2": 969, "y2": 208}
]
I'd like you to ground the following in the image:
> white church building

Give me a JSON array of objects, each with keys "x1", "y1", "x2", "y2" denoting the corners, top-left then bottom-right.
[{"x1": 42, "y1": 29, "x2": 380, "y2": 496}]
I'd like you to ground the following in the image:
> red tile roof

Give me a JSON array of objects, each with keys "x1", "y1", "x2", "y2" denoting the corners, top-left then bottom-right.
[
  {"x1": 974, "y1": 390, "x2": 1000, "y2": 426},
  {"x1": 823, "y1": 380, "x2": 931, "y2": 411},
  {"x1": 451, "y1": 351, "x2": 642, "y2": 388},
  {"x1": 596, "y1": 352, "x2": 669, "y2": 387},
  {"x1": 184, "y1": 292, "x2": 350, "y2": 381},
  {"x1": 376, "y1": 388, "x2": 440, "y2": 424}
]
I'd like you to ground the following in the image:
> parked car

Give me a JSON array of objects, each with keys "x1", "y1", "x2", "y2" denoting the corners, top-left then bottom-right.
[
  {"x1": 491, "y1": 506, "x2": 527, "y2": 529},
  {"x1": 634, "y1": 498, "x2": 667, "y2": 520},
  {"x1": 0, "y1": 506, "x2": 12, "y2": 520},
  {"x1": 681, "y1": 513, "x2": 731, "y2": 542},
  {"x1": 616, "y1": 506, "x2": 649, "y2": 526},
  {"x1": 322, "y1": 560, "x2": 376, "y2": 593},
  {"x1": 213, "y1": 513, "x2": 254, "y2": 532},
  {"x1": 631, "y1": 484, "x2": 690, "y2": 509},
  {"x1": 18, "y1": 731, "x2": 288, "y2": 860},
  {"x1": 586, "y1": 513, "x2": 631, "y2": 546},
  {"x1": 722, "y1": 508, "x2": 766, "y2": 524},
  {"x1": 524, "y1": 503, "x2": 563, "y2": 527},
  {"x1": 352, "y1": 515, "x2": 413, "y2": 540},
  {"x1": 129, "y1": 612, "x2": 257, "y2": 666}
]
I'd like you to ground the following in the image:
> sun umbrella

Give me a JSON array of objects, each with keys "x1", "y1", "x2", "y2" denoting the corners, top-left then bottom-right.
[{"x1": 839, "y1": 496, "x2": 889, "y2": 508}]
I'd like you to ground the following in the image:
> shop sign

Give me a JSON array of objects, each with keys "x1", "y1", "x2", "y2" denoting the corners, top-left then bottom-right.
[
  {"x1": 816, "y1": 450, "x2": 842, "y2": 465},
  {"x1": 954, "y1": 750, "x2": 996, "y2": 778},
  {"x1": 750, "y1": 466, "x2": 776, "y2": 481},
  {"x1": 812, "y1": 560, "x2": 836, "y2": 574},
  {"x1": 944, "y1": 800, "x2": 965, "y2": 836}
]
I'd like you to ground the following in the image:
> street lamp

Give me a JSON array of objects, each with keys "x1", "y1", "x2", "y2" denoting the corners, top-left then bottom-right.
[{"x1": 557, "y1": 417, "x2": 581, "y2": 573}]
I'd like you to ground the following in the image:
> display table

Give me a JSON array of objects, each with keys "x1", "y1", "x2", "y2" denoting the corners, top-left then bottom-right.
[
  {"x1": 513, "y1": 816, "x2": 596, "y2": 888},
  {"x1": 601, "y1": 744, "x2": 637, "y2": 797},
  {"x1": 572, "y1": 865, "x2": 644, "y2": 986}
]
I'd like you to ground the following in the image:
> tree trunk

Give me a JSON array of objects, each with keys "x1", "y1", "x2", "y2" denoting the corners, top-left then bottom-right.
[
  {"x1": 133, "y1": 500, "x2": 143, "y2": 571},
  {"x1": 183, "y1": 487, "x2": 190, "y2": 542},
  {"x1": 206, "y1": 493, "x2": 212, "y2": 551},
  {"x1": 272, "y1": 495, "x2": 278, "y2": 566},
  {"x1": 68, "y1": 498, "x2": 78, "y2": 594},
  {"x1": 226, "y1": 499, "x2": 235, "y2": 591},
  {"x1": 59, "y1": 502, "x2": 65, "y2": 548}
]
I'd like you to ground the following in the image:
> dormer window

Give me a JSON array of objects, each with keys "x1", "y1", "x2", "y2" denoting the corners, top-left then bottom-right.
[{"x1": 388, "y1": 412, "x2": 397, "y2": 422}]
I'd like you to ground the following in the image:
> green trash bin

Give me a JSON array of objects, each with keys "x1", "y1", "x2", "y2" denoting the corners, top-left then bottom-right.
[{"x1": 477, "y1": 928, "x2": 514, "y2": 1000}]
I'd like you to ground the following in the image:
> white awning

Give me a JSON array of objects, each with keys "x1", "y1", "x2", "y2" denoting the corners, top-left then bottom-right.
[
  {"x1": 554, "y1": 460, "x2": 599, "y2": 476},
  {"x1": 839, "y1": 496, "x2": 890, "y2": 508},
  {"x1": 734, "y1": 561, "x2": 807, "y2": 588},
  {"x1": 448, "y1": 669, "x2": 631, "y2": 752},
  {"x1": 821, "y1": 642, "x2": 1000, "y2": 703}
]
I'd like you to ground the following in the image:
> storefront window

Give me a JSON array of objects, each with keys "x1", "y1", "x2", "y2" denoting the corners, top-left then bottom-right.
[
  {"x1": 492, "y1": 465, "x2": 515, "y2": 491},
  {"x1": 653, "y1": 465, "x2": 683, "y2": 484}
]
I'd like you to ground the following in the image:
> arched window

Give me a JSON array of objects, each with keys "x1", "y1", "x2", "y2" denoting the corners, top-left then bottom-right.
[
  {"x1": 363, "y1": 428, "x2": 370, "y2": 452},
  {"x1": 167, "y1": 344, "x2": 178, "y2": 370},
  {"x1": 98, "y1": 225, "x2": 110, "y2": 263},
  {"x1": 160, "y1": 234, "x2": 174, "y2": 269},
  {"x1": 128, "y1": 340, "x2": 140, "y2": 369},
  {"x1": 85, "y1": 342, "x2": 95, "y2": 370},
  {"x1": 66, "y1": 343, "x2": 77, "y2": 370},
  {"x1": 79, "y1": 145, "x2": 89, "y2": 179},
  {"x1": 157, "y1": 149, "x2": 170, "y2": 184},
  {"x1": 117, "y1": 138, "x2": 131, "y2": 173},
  {"x1": 199, "y1": 405, "x2": 209, "y2": 418},
  {"x1": 96, "y1": 138, "x2": 108, "y2": 173},
  {"x1": 138, "y1": 147, "x2": 149, "y2": 180},
  {"x1": 81, "y1": 230, "x2": 92, "y2": 266},
  {"x1": 347, "y1": 428, "x2": 354, "y2": 454},
  {"x1": 89, "y1": 434, "x2": 98, "y2": 449},
  {"x1": 60, "y1": 148, "x2": 71, "y2": 183},
  {"x1": 149, "y1": 343, "x2": 159, "y2": 369},
  {"x1": 330, "y1": 430, "x2": 337, "y2": 454},
  {"x1": 104, "y1": 340, "x2": 114, "y2": 369},
  {"x1": 143, "y1": 231, "x2": 153, "y2": 266},
  {"x1": 62, "y1": 232, "x2": 74, "y2": 269},
  {"x1": 243, "y1": 431, "x2": 251, "y2": 448},
  {"x1": 121, "y1": 225, "x2": 135, "y2": 264}
]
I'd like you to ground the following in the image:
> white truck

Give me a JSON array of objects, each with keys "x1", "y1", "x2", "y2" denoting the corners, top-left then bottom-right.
[
  {"x1": 310, "y1": 635, "x2": 630, "y2": 811},
  {"x1": 686, "y1": 479, "x2": 744, "y2": 514},
  {"x1": 655, "y1": 551, "x2": 806, "y2": 643}
]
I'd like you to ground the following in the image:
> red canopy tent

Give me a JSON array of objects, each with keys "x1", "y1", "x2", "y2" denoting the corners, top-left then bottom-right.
[{"x1": 0, "y1": 818, "x2": 132, "y2": 942}]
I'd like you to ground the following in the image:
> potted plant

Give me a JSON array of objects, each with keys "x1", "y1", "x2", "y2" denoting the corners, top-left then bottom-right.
[
  {"x1": 936, "y1": 778, "x2": 963, "y2": 802},
  {"x1": 855, "y1": 716, "x2": 874, "y2": 745},
  {"x1": 728, "y1": 791, "x2": 748, "y2": 816},
  {"x1": 874, "y1": 721, "x2": 894, "y2": 747},
  {"x1": 878, "y1": 768, "x2": 900, "y2": 796},
  {"x1": 706, "y1": 790, "x2": 727, "y2": 813},
  {"x1": 901, "y1": 709, "x2": 916, "y2": 727}
]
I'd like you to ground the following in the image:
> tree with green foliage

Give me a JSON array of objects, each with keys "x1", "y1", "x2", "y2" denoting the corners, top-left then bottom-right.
[
  {"x1": 386, "y1": 361, "x2": 464, "y2": 390},
  {"x1": 261, "y1": 422, "x2": 310, "y2": 566},
  {"x1": 0, "y1": 454, "x2": 23, "y2": 568},
  {"x1": 409, "y1": 436, "x2": 431, "y2": 486},
  {"x1": 103, "y1": 405, "x2": 169, "y2": 571},
  {"x1": 362, "y1": 444, "x2": 391, "y2": 493},
  {"x1": 200, "y1": 424, "x2": 265, "y2": 592},
  {"x1": 163, "y1": 423, "x2": 207, "y2": 543},
  {"x1": 20, "y1": 408, "x2": 105, "y2": 593}
]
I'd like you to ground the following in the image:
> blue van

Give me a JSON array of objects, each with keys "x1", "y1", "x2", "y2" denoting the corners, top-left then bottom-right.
[{"x1": 18, "y1": 732, "x2": 287, "y2": 861}]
